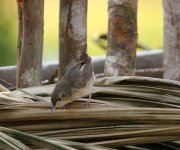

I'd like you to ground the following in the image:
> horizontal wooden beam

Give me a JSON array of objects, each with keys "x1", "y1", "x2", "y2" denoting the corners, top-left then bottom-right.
[{"x1": 0, "y1": 50, "x2": 163, "y2": 86}]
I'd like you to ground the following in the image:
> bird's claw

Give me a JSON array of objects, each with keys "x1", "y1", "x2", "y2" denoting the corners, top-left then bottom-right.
[
  {"x1": 84, "y1": 93, "x2": 92, "y2": 108},
  {"x1": 85, "y1": 99, "x2": 91, "y2": 108}
]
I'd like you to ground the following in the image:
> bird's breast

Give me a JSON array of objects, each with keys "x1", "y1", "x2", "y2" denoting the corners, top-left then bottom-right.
[{"x1": 71, "y1": 73, "x2": 94, "y2": 99}]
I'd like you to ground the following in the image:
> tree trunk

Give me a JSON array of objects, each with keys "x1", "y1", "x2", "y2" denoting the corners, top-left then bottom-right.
[
  {"x1": 163, "y1": 0, "x2": 180, "y2": 81},
  {"x1": 16, "y1": 0, "x2": 44, "y2": 88},
  {"x1": 59, "y1": 0, "x2": 87, "y2": 79},
  {"x1": 104, "y1": 0, "x2": 138, "y2": 77}
]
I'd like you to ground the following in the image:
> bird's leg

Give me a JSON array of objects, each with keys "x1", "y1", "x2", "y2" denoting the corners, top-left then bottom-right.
[
  {"x1": 89, "y1": 93, "x2": 92, "y2": 99},
  {"x1": 63, "y1": 104, "x2": 67, "y2": 109},
  {"x1": 85, "y1": 93, "x2": 92, "y2": 108}
]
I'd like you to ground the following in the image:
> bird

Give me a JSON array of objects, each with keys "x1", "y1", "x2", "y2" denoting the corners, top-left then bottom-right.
[{"x1": 51, "y1": 53, "x2": 94, "y2": 111}]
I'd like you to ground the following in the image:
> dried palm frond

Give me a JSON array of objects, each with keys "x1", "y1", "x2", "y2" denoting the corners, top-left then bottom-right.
[{"x1": 0, "y1": 76, "x2": 180, "y2": 149}]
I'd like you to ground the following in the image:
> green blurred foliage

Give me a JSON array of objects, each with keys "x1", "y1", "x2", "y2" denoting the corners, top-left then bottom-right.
[
  {"x1": 0, "y1": 0, "x2": 163, "y2": 66},
  {"x1": 0, "y1": 1, "x2": 17, "y2": 66}
]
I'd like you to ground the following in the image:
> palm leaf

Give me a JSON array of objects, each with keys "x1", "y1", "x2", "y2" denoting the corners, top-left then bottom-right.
[{"x1": 0, "y1": 76, "x2": 180, "y2": 149}]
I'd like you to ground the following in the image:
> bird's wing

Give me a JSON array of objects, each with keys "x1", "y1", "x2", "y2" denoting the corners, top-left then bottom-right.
[
  {"x1": 64, "y1": 61, "x2": 93, "y2": 89},
  {"x1": 52, "y1": 61, "x2": 83, "y2": 96},
  {"x1": 51, "y1": 80, "x2": 70, "y2": 99},
  {"x1": 65, "y1": 61, "x2": 84, "y2": 73}
]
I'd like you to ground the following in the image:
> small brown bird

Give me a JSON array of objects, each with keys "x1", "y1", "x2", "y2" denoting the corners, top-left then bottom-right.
[{"x1": 51, "y1": 53, "x2": 94, "y2": 111}]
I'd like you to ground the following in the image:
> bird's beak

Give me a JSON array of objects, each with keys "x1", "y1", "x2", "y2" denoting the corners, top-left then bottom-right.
[{"x1": 51, "y1": 105, "x2": 56, "y2": 114}]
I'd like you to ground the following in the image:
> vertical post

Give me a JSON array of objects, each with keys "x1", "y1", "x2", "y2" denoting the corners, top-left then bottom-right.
[
  {"x1": 59, "y1": 0, "x2": 87, "y2": 79},
  {"x1": 163, "y1": 0, "x2": 180, "y2": 81},
  {"x1": 104, "y1": 0, "x2": 138, "y2": 77},
  {"x1": 16, "y1": 0, "x2": 44, "y2": 88},
  {"x1": 16, "y1": 0, "x2": 23, "y2": 69}
]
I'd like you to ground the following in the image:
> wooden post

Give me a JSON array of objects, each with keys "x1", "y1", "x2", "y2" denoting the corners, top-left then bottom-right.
[
  {"x1": 59, "y1": 0, "x2": 87, "y2": 79},
  {"x1": 163, "y1": 0, "x2": 180, "y2": 81},
  {"x1": 104, "y1": 0, "x2": 138, "y2": 77},
  {"x1": 16, "y1": 0, "x2": 44, "y2": 88},
  {"x1": 16, "y1": 0, "x2": 24, "y2": 63}
]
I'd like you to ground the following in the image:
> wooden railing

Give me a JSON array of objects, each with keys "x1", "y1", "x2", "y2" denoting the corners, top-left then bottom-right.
[{"x1": 13, "y1": 0, "x2": 180, "y2": 88}]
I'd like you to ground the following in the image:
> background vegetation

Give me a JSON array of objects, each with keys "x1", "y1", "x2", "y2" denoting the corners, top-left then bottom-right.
[{"x1": 0, "y1": 0, "x2": 163, "y2": 66}]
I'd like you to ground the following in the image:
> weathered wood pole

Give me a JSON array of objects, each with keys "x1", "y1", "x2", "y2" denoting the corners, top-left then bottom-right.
[
  {"x1": 16, "y1": 0, "x2": 44, "y2": 88},
  {"x1": 163, "y1": 0, "x2": 180, "y2": 81},
  {"x1": 16, "y1": 0, "x2": 23, "y2": 63},
  {"x1": 59, "y1": 0, "x2": 87, "y2": 79},
  {"x1": 104, "y1": 0, "x2": 138, "y2": 77}
]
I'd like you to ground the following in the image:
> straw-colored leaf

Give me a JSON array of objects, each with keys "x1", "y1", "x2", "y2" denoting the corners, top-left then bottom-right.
[{"x1": 0, "y1": 76, "x2": 180, "y2": 149}]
